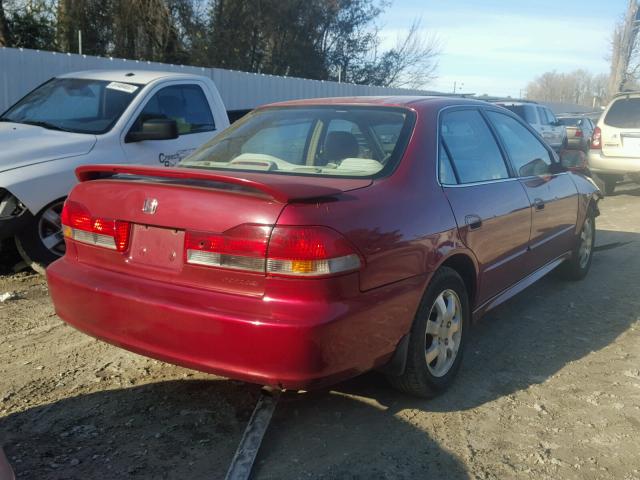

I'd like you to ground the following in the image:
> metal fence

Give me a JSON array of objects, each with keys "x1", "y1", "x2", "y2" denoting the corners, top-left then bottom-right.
[{"x1": 0, "y1": 47, "x2": 441, "y2": 113}]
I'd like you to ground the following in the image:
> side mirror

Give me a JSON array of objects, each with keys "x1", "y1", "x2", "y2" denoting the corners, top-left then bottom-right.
[
  {"x1": 125, "y1": 119, "x2": 178, "y2": 143},
  {"x1": 559, "y1": 149, "x2": 589, "y2": 174}
]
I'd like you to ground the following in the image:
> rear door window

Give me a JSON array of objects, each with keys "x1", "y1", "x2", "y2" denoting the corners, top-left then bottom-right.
[
  {"x1": 486, "y1": 111, "x2": 553, "y2": 177},
  {"x1": 440, "y1": 109, "x2": 510, "y2": 183},
  {"x1": 438, "y1": 141, "x2": 458, "y2": 185},
  {"x1": 537, "y1": 107, "x2": 550, "y2": 125},
  {"x1": 604, "y1": 97, "x2": 640, "y2": 128}
]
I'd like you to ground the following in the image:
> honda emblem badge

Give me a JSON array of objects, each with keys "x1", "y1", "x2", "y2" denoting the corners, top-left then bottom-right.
[{"x1": 142, "y1": 198, "x2": 159, "y2": 214}]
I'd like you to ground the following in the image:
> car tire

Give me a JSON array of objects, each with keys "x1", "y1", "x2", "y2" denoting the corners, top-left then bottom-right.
[
  {"x1": 557, "y1": 210, "x2": 595, "y2": 281},
  {"x1": 386, "y1": 267, "x2": 469, "y2": 398},
  {"x1": 14, "y1": 199, "x2": 66, "y2": 274}
]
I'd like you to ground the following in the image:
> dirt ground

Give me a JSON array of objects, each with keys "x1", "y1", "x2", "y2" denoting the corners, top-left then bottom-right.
[{"x1": 1, "y1": 183, "x2": 639, "y2": 480}]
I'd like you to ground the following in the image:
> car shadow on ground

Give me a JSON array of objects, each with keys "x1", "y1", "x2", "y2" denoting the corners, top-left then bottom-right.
[{"x1": 0, "y1": 378, "x2": 469, "y2": 479}]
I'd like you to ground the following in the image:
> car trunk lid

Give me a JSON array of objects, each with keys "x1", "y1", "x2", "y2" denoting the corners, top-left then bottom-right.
[{"x1": 65, "y1": 165, "x2": 371, "y2": 295}]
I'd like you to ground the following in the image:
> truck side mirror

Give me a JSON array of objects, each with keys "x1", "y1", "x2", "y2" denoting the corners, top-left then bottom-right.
[{"x1": 125, "y1": 119, "x2": 179, "y2": 143}]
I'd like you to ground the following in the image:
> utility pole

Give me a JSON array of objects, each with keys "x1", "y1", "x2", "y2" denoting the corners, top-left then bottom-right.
[
  {"x1": 609, "y1": 0, "x2": 640, "y2": 96},
  {"x1": 78, "y1": 30, "x2": 82, "y2": 55}
]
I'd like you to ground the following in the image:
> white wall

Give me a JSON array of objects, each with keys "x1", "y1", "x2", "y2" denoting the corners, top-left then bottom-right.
[{"x1": 0, "y1": 47, "x2": 442, "y2": 113}]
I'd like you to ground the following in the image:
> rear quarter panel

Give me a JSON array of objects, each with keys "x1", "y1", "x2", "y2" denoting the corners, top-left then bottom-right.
[{"x1": 275, "y1": 104, "x2": 465, "y2": 293}]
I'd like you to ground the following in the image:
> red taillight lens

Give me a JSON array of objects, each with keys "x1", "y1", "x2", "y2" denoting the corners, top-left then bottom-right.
[
  {"x1": 266, "y1": 226, "x2": 361, "y2": 277},
  {"x1": 591, "y1": 126, "x2": 602, "y2": 149},
  {"x1": 184, "y1": 224, "x2": 362, "y2": 277},
  {"x1": 61, "y1": 201, "x2": 131, "y2": 252},
  {"x1": 574, "y1": 128, "x2": 583, "y2": 137},
  {"x1": 185, "y1": 224, "x2": 271, "y2": 272}
]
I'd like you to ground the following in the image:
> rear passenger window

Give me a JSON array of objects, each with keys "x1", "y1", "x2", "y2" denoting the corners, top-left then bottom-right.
[
  {"x1": 486, "y1": 111, "x2": 553, "y2": 177},
  {"x1": 439, "y1": 142, "x2": 457, "y2": 184},
  {"x1": 537, "y1": 107, "x2": 549, "y2": 125},
  {"x1": 440, "y1": 110, "x2": 509, "y2": 184}
]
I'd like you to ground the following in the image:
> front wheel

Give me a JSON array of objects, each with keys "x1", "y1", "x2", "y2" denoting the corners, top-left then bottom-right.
[
  {"x1": 15, "y1": 199, "x2": 66, "y2": 274},
  {"x1": 386, "y1": 267, "x2": 469, "y2": 398},
  {"x1": 558, "y1": 212, "x2": 595, "y2": 281}
]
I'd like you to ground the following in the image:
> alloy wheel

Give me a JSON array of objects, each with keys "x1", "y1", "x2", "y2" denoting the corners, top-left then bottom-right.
[
  {"x1": 578, "y1": 217, "x2": 594, "y2": 269},
  {"x1": 38, "y1": 201, "x2": 66, "y2": 257},
  {"x1": 424, "y1": 289, "x2": 463, "y2": 377}
]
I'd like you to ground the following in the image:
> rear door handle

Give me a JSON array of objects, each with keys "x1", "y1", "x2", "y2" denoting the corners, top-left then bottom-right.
[
  {"x1": 534, "y1": 198, "x2": 545, "y2": 210},
  {"x1": 465, "y1": 214, "x2": 482, "y2": 230}
]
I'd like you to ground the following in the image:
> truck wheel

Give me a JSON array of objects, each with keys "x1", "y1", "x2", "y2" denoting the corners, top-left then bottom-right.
[
  {"x1": 386, "y1": 267, "x2": 469, "y2": 398},
  {"x1": 15, "y1": 199, "x2": 66, "y2": 274}
]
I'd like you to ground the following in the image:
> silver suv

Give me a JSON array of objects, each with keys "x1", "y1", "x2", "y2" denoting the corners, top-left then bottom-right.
[
  {"x1": 494, "y1": 101, "x2": 567, "y2": 151},
  {"x1": 588, "y1": 92, "x2": 640, "y2": 195}
]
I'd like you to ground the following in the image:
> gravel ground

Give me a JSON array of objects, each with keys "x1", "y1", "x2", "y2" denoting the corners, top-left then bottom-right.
[{"x1": 1, "y1": 182, "x2": 639, "y2": 479}]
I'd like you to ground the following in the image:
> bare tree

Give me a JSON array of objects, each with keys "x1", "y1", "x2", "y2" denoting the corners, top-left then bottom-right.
[
  {"x1": 376, "y1": 20, "x2": 441, "y2": 88},
  {"x1": 609, "y1": 0, "x2": 640, "y2": 95},
  {"x1": 526, "y1": 70, "x2": 610, "y2": 108}
]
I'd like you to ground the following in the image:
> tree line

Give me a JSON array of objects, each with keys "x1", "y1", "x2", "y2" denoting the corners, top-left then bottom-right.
[
  {"x1": 0, "y1": 0, "x2": 440, "y2": 88},
  {"x1": 525, "y1": 70, "x2": 609, "y2": 108}
]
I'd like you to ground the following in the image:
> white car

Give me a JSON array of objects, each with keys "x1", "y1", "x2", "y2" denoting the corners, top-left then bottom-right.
[
  {"x1": 0, "y1": 70, "x2": 229, "y2": 271},
  {"x1": 588, "y1": 91, "x2": 640, "y2": 195},
  {"x1": 494, "y1": 101, "x2": 567, "y2": 151}
]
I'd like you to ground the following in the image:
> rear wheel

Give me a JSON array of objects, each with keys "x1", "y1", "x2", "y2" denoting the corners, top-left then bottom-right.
[
  {"x1": 15, "y1": 199, "x2": 66, "y2": 274},
  {"x1": 558, "y1": 212, "x2": 595, "y2": 281},
  {"x1": 387, "y1": 267, "x2": 469, "y2": 398}
]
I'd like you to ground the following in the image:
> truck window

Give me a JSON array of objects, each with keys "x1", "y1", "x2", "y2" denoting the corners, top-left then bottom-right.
[
  {"x1": 0, "y1": 78, "x2": 142, "y2": 134},
  {"x1": 131, "y1": 84, "x2": 216, "y2": 136}
]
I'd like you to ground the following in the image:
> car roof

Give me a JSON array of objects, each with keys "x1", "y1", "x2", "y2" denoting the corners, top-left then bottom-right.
[
  {"x1": 56, "y1": 70, "x2": 206, "y2": 84},
  {"x1": 492, "y1": 101, "x2": 539, "y2": 106},
  {"x1": 262, "y1": 96, "x2": 490, "y2": 111}
]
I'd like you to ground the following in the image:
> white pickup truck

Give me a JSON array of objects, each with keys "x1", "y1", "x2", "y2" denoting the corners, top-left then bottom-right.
[{"x1": 0, "y1": 70, "x2": 230, "y2": 272}]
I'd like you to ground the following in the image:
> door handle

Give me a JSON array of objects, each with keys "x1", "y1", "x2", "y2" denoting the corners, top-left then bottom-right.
[
  {"x1": 534, "y1": 198, "x2": 545, "y2": 210},
  {"x1": 465, "y1": 214, "x2": 483, "y2": 230}
]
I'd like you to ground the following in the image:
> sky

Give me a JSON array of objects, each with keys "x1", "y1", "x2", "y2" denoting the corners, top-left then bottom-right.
[{"x1": 378, "y1": 0, "x2": 630, "y2": 97}]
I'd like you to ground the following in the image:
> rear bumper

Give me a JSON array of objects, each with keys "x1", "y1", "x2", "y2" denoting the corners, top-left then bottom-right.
[
  {"x1": 587, "y1": 150, "x2": 640, "y2": 174},
  {"x1": 46, "y1": 257, "x2": 426, "y2": 389}
]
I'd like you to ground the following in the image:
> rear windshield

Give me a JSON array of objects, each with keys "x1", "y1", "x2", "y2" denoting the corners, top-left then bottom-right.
[
  {"x1": 604, "y1": 97, "x2": 640, "y2": 128},
  {"x1": 558, "y1": 117, "x2": 581, "y2": 126},
  {"x1": 500, "y1": 104, "x2": 536, "y2": 123},
  {"x1": 180, "y1": 106, "x2": 415, "y2": 178}
]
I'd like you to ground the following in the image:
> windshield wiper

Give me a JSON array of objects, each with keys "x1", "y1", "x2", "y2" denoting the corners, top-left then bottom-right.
[{"x1": 21, "y1": 120, "x2": 72, "y2": 132}]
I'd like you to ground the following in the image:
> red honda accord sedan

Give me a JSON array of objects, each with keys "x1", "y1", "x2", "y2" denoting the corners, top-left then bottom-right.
[{"x1": 47, "y1": 97, "x2": 601, "y2": 397}]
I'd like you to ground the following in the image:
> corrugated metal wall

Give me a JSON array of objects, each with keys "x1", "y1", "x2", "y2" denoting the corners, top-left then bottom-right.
[{"x1": 0, "y1": 47, "x2": 441, "y2": 113}]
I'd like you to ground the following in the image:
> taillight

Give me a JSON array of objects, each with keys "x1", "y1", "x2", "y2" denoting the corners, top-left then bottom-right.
[
  {"x1": 574, "y1": 129, "x2": 583, "y2": 137},
  {"x1": 266, "y1": 226, "x2": 361, "y2": 277},
  {"x1": 61, "y1": 201, "x2": 131, "y2": 252},
  {"x1": 591, "y1": 126, "x2": 602, "y2": 149},
  {"x1": 184, "y1": 224, "x2": 362, "y2": 277},
  {"x1": 185, "y1": 224, "x2": 271, "y2": 273}
]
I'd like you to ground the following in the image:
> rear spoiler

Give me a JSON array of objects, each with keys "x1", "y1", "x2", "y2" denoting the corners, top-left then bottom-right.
[{"x1": 75, "y1": 165, "x2": 348, "y2": 203}]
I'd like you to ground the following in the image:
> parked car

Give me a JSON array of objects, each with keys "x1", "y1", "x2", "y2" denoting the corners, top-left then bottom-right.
[
  {"x1": 588, "y1": 91, "x2": 640, "y2": 195},
  {"x1": 0, "y1": 70, "x2": 229, "y2": 272},
  {"x1": 46, "y1": 97, "x2": 600, "y2": 398},
  {"x1": 494, "y1": 101, "x2": 567, "y2": 151},
  {"x1": 558, "y1": 115, "x2": 595, "y2": 151}
]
